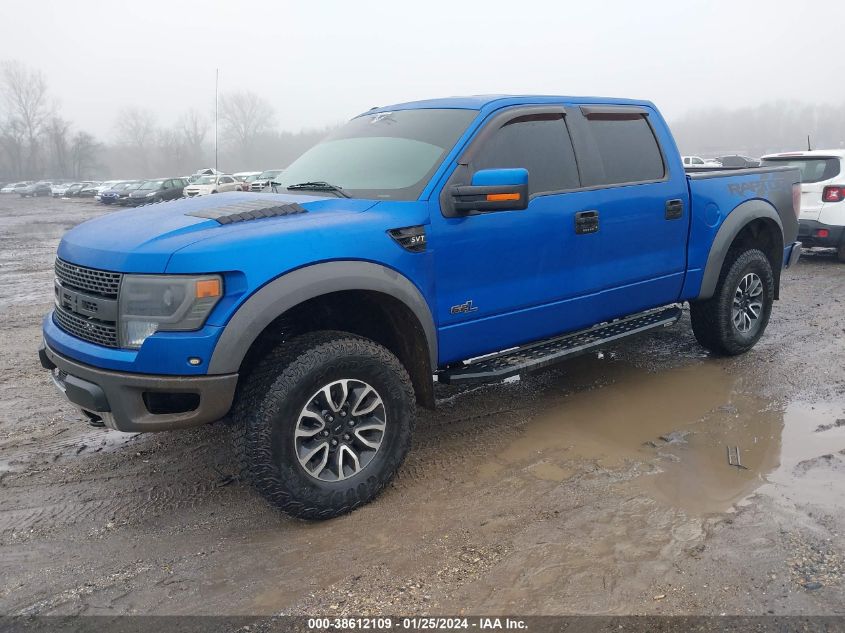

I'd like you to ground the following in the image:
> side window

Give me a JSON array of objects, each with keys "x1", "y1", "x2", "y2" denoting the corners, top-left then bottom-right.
[
  {"x1": 473, "y1": 113, "x2": 580, "y2": 195},
  {"x1": 580, "y1": 114, "x2": 665, "y2": 186},
  {"x1": 221, "y1": 176, "x2": 233, "y2": 184}
]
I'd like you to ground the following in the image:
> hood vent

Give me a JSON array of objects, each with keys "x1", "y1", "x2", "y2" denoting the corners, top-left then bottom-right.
[{"x1": 186, "y1": 200, "x2": 307, "y2": 225}]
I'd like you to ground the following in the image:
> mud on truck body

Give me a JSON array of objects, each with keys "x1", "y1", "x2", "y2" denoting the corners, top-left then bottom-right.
[{"x1": 40, "y1": 95, "x2": 802, "y2": 519}]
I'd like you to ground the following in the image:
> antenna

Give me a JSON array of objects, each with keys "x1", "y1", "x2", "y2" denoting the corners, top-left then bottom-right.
[
  {"x1": 807, "y1": 134, "x2": 812, "y2": 152},
  {"x1": 215, "y1": 68, "x2": 219, "y2": 171}
]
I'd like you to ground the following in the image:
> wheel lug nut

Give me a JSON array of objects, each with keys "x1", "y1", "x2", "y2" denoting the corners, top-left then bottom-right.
[
  {"x1": 343, "y1": 434, "x2": 350, "y2": 440},
  {"x1": 347, "y1": 420, "x2": 355, "y2": 426},
  {"x1": 339, "y1": 411, "x2": 346, "y2": 417},
  {"x1": 331, "y1": 439, "x2": 338, "y2": 446}
]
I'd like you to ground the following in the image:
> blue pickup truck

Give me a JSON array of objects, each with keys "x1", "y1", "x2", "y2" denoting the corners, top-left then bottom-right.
[{"x1": 40, "y1": 95, "x2": 802, "y2": 519}]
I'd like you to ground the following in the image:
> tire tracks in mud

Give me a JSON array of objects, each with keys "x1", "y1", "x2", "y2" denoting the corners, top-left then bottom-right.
[{"x1": 0, "y1": 424, "x2": 238, "y2": 538}]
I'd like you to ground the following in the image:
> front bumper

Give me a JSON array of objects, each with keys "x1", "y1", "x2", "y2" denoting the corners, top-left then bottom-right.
[
  {"x1": 39, "y1": 342, "x2": 238, "y2": 433},
  {"x1": 798, "y1": 220, "x2": 844, "y2": 248}
]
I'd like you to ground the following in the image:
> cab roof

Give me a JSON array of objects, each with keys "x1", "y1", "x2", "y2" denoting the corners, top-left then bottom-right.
[{"x1": 362, "y1": 94, "x2": 657, "y2": 116}]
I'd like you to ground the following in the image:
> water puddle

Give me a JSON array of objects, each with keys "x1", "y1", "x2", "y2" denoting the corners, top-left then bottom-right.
[
  {"x1": 480, "y1": 358, "x2": 845, "y2": 516},
  {"x1": 766, "y1": 400, "x2": 845, "y2": 507}
]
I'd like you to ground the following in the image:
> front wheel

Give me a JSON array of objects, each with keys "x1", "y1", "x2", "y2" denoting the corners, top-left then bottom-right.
[
  {"x1": 232, "y1": 331, "x2": 415, "y2": 520},
  {"x1": 690, "y1": 248, "x2": 774, "y2": 356}
]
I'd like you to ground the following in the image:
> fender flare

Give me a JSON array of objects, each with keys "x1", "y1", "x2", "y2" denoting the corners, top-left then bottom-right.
[
  {"x1": 697, "y1": 199, "x2": 783, "y2": 301},
  {"x1": 208, "y1": 261, "x2": 437, "y2": 374}
]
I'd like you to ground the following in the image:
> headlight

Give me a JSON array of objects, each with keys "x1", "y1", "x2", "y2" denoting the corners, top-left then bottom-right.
[{"x1": 119, "y1": 275, "x2": 223, "y2": 349}]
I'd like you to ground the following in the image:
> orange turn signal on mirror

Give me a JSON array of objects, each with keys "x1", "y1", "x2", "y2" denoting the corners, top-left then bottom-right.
[
  {"x1": 486, "y1": 192, "x2": 521, "y2": 202},
  {"x1": 195, "y1": 279, "x2": 221, "y2": 298}
]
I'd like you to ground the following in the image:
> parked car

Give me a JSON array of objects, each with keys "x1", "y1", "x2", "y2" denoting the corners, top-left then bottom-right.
[
  {"x1": 99, "y1": 181, "x2": 141, "y2": 205},
  {"x1": 233, "y1": 171, "x2": 262, "y2": 191},
  {"x1": 93, "y1": 181, "x2": 122, "y2": 200},
  {"x1": 682, "y1": 155, "x2": 722, "y2": 168},
  {"x1": 183, "y1": 174, "x2": 242, "y2": 197},
  {"x1": 717, "y1": 155, "x2": 761, "y2": 168},
  {"x1": 40, "y1": 95, "x2": 801, "y2": 520},
  {"x1": 77, "y1": 182, "x2": 103, "y2": 197},
  {"x1": 762, "y1": 150, "x2": 845, "y2": 262},
  {"x1": 116, "y1": 181, "x2": 145, "y2": 205},
  {"x1": 52, "y1": 183, "x2": 70, "y2": 197},
  {"x1": 249, "y1": 169, "x2": 285, "y2": 191},
  {"x1": 20, "y1": 181, "x2": 53, "y2": 197},
  {"x1": 65, "y1": 182, "x2": 93, "y2": 197},
  {"x1": 1, "y1": 181, "x2": 31, "y2": 194},
  {"x1": 126, "y1": 178, "x2": 187, "y2": 205}
]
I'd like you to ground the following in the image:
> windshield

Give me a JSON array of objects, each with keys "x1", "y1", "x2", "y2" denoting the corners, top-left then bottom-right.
[
  {"x1": 257, "y1": 170, "x2": 283, "y2": 180},
  {"x1": 195, "y1": 176, "x2": 217, "y2": 185},
  {"x1": 761, "y1": 157, "x2": 840, "y2": 183},
  {"x1": 138, "y1": 180, "x2": 163, "y2": 190},
  {"x1": 275, "y1": 109, "x2": 476, "y2": 200}
]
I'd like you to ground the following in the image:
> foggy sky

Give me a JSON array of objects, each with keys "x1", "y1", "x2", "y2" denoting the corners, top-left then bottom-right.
[{"x1": 3, "y1": 0, "x2": 844, "y2": 138}]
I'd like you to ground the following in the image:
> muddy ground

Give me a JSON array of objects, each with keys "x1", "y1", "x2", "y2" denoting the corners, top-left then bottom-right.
[{"x1": 0, "y1": 195, "x2": 843, "y2": 617}]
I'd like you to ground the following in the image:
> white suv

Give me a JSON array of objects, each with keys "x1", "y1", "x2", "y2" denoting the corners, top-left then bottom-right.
[
  {"x1": 183, "y1": 174, "x2": 241, "y2": 197},
  {"x1": 762, "y1": 150, "x2": 845, "y2": 262}
]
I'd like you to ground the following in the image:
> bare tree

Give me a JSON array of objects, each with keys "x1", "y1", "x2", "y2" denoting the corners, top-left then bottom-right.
[
  {"x1": 69, "y1": 131, "x2": 99, "y2": 179},
  {"x1": 45, "y1": 116, "x2": 72, "y2": 178},
  {"x1": 114, "y1": 107, "x2": 157, "y2": 174},
  {"x1": 218, "y1": 90, "x2": 275, "y2": 161},
  {"x1": 155, "y1": 127, "x2": 188, "y2": 175},
  {"x1": 177, "y1": 108, "x2": 209, "y2": 166},
  {"x1": 0, "y1": 119, "x2": 26, "y2": 179},
  {"x1": 0, "y1": 60, "x2": 53, "y2": 177}
]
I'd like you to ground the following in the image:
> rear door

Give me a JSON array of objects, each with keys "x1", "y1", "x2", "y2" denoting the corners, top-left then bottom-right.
[{"x1": 564, "y1": 104, "x2": 690, "y2": 318}]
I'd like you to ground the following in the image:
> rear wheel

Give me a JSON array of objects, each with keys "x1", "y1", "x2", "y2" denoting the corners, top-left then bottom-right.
[
  {"x1": 690, "y1": 248, "x2": 774, "y2": 356},
  {"x1": 837, "y1": 240, "x2": 845, "y2": 263},
  {"x1": 232, "y1": 331, "x2": 415, "y2": 520}
]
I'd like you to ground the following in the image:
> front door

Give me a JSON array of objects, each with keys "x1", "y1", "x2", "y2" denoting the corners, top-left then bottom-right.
[{"x1": 429, "y1": 107, "x2": 607, "y2": 364}]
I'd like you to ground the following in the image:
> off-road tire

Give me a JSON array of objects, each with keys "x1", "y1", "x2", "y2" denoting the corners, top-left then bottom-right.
[
  {"x1": 690, "y1": 248, "x2": 774, "y2": 356},
  {"x1": 231, "y1": 331, "x2": 415, "y2": 520}
]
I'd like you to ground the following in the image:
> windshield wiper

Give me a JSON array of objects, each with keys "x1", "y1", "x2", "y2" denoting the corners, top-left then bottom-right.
[{"x1": 285, "y1": 181, "x2": 351, "y2": 198}]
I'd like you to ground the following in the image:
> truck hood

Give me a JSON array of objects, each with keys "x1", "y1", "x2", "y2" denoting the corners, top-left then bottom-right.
[{"x1": 58, "y1": 192, "x2": 378, "y2": 272}]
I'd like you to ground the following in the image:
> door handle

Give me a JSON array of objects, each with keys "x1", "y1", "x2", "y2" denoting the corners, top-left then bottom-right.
[
  {"x1": 665, "y1": 199, "x2": 684, "y2": 220},
  {"x1": 575, "y1": 210, "x2": 599, "y2": 234}
]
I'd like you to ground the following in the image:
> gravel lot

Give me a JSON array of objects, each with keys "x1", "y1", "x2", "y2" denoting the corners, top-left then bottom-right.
[{"x1": 0, "y1": 195, "x2": 843, "y2": 616}]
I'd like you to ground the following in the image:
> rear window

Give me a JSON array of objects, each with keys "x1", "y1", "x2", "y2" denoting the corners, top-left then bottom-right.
[
  {"x1": 760, "y1": 157, "x2": 840, "y2": 183},
  {"x1": 581, "y1": 115, "x2": 665, "y2": 186}
]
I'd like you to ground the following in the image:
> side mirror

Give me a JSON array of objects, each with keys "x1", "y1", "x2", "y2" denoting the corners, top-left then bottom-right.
[{"x1": 450, "y1": 168, "x2": 528, "y2": 213}]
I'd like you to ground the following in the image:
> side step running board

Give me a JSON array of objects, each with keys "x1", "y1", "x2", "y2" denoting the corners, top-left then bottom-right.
[{"x1": 438, "y1": 305, "x2": 683, "y2": 385}]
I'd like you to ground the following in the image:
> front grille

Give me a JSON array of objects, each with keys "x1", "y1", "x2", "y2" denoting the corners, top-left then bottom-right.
[
  {"x1": 55, "y1": 258, "x2": 121, "y2": 298},
  {"x1": 53, "y1": 306, "x2": 119, "y2": 348}
]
